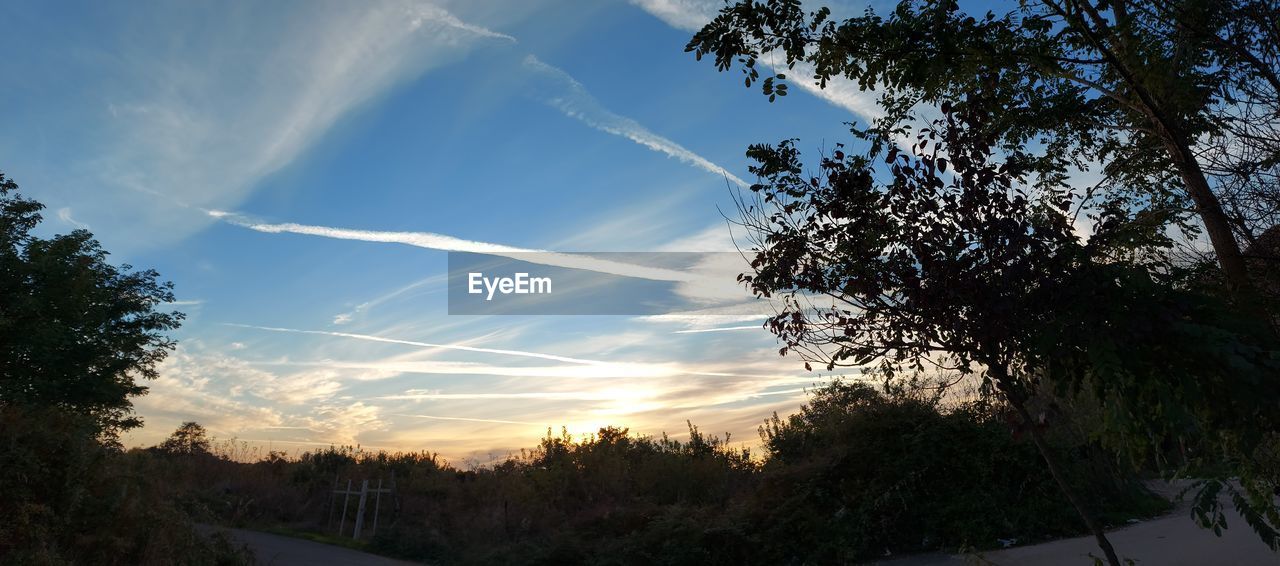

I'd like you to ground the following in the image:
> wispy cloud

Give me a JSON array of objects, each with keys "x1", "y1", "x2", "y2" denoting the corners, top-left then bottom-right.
[
  {"x1": 393, "y1": 413, "x2": 540, "y2": 426},
  {"x1": 407, "y1": 4, "x2": 516, "y2": 42},
  {"x1": 629, "y1": 0, "x2": 883, "y2": 123},
  {"x1": 522, "y1": 55, "x2": 749, "y2": 188},
  {"x1": 229, "y1": 323, "x2": 807, "y2": 380},
  {"x1": 627, "y1": 0, "x2": 719, "y2": 31},
  {"x1": 86, "y1": 2, "x2": 515, "y2": 246},
  {"x1": 208, "y1": 210, "x2": 694, "y2": 282},
  {"x1": 56, "y1": 207, "x2": 89, "y2": 229},
  {"x1": 225, "y1": 323, "x2": 602, "y2": 365},
  {"x1": 332, "y1": 274, "x2": 447, "y2": 325},
  {"x1": 673, "y1": 325, "x2": 761, "y2": 334}
]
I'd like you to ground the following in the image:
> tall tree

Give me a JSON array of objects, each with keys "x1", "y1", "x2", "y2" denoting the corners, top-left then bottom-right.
[
  {"x1": 732, "y1": 98, "x2": 1280, "y2": 563},
  {"x1": 156, "y1": 421, "x2": 211, "y2": 455},
  {"x1": 0, "y1": 172, "x2": 183, "y2": 440},
  {"x1": 687, "y1": 0, "x2": 1279, "y2": 306}
]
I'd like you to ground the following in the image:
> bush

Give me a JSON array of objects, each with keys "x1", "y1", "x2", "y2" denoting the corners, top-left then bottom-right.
[
  {"x1": 0, "y1": 406, "x2": 252, "y2": 565},
  {"x1": 748, "y1": 382, "x2": 1158, "y2": 562}
]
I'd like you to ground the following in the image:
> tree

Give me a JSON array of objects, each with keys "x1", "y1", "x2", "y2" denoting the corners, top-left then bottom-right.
[
  {"x1": 156, "y1": 421, "x2": 211, "y2": 456},
  {"x1": 0, "y1": 171, "x2": 183, "y2": 440},
  {"x1": 687, "y1": 0, "x2": 1279, "y2": 307},
  {"x1": 730, "y1": 98, "x2": 1280, "y2": 563}
]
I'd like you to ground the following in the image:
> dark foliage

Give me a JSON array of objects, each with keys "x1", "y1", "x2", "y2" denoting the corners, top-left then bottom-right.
[
  {"x1": 0, "y1": 407, "x2": 252, "y2": 565},
  {"x1": 157, "y1": 383, "x2": 1165, "y2": 565},
  {"x1": 687, "y1": 0, "x2": 1280, "y2": 302},
  {"x1": 0, "y1": 172, "x2": 183, "y2": 440}
]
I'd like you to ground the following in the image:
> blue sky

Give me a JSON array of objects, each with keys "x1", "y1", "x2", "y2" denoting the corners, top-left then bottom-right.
[{"x1": 2, "y1": 0, "x2": 889, "y2": 460}]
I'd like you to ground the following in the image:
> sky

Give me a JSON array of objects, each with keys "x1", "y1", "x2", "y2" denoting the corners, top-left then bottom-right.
[{"x1": 1, "y1": 0, "x2": 893, "y2": 461}]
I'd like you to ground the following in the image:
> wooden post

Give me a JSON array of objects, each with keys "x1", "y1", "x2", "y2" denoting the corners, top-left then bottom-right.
[
  {"x1": 338, "y1": 478, "x2": 352, "y2": 536},
  {"x1": 352, "y1": 479, "x2": 370, "y2": 539}
]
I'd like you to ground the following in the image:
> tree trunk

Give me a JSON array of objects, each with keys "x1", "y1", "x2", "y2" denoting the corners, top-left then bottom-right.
[
  {"x1": 993, "y1": 368, "x2": 1124, "y2": 566},
  {"x1": 1058, "y1": 0, "x2": 1257, "y2": 302},
  {"x1": 1160, "y1": 132, "x2": 1255, "y2": 298}
]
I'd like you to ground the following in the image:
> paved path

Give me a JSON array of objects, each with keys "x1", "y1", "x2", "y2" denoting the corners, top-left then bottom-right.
[
  {"x1": 199, "y1": 525, "x2": 421, "y2": 566},
  {"x1": 869, "y1": 483, "x2": 1279, "y2": 565}
]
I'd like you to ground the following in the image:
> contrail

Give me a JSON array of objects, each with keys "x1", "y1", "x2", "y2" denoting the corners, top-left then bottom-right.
[
  {"x1": 392, "y1": 413, "x2": 539, "y2": 426},
  {"x1": 673, "y1": 325, "x2": 762, "y2": 334},
  {"x1": 207, "y1": 210, "x2": 694, "y2": 282},
  {"x1": 227, "y1": 323, "x2": 811, "y2": 380},
  {"x1": 225, "y1": 323, "x2": 603, "y2": 365},
  {"x1": 523, "y1": 55, "x2": 750, "y2": 188}
]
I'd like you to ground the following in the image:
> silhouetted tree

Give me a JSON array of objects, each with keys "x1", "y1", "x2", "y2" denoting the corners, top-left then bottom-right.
[
  {"x1": 730, "y1": 98, "x2": 1280, "y2": 563},
  {"x1": 0, "y1": 172, "x2": 183, "y2": 441},
  {"x1": 687, "y1": 0, "x2": 1280, "y2": 309},
  {"x1": 156, "y1": 421, "x2": 211, "y2": 456}
]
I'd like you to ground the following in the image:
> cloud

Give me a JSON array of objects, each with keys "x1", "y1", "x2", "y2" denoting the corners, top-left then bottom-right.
[
  {"x1": 627, "y1": 0, "x2": 718, "y2": 32},
  {"x1": 629, "y1": 0, "x2": 884, "y2": 123},
  {"x1": 226, "y1": 323, "x2": 605, "y2": 365},
  {"x1": 407, "y1": 4, "x2": 516, "y2": 42},
  {"x1": 129, "y1": 342, "x2": 401, "y2": 447},
  {"x1": 673, "y1": 325, "x2": 762, "y2": 334},
  {"x1": 209, "y1": 210, "x2": 696, "y2": 282},
  {"x1": 229, "y1": 323, "x2": 807, "y2": 380},
  {"x1": 332, "y1": 274, "x2": 447, "y2": 325},
  {"x1": 393, "y1": 413, "x2": 540, "y2": 426},
  {"x1": 522, "y1": 55, "x2": 750, "y2": 188},
  {"x1": 381, "y1": 375, "x2": 825, "y2": 419},
  {"x1": 85, "y1": 1, "x2": 515, "y2": 247},
  {"x1": 210, "y1": 210, "x2": 773, "y2": 312},
  {"x1": 296, "y1": 402, "x2": 386, "y2": 445},
  {"x1": 56, "y1": 207, "x2": 89, "y2": 229}
]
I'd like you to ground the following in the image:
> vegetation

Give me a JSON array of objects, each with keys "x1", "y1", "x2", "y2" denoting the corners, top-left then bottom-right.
[
  {"x1": 129, "y1": 381, "x2": 1168, "y2": 566},
  {"x1": 686, "y1": 2, "x2": 1280, "y2": 563},
  {"x1": 0, "y1": 175, "x2": 247, "y2": 565},
  {"x1": 0, "y1": 406, "x2": 252, "y2": 565},
  {"x1": 688, "y1": 0, "x2": 1280, "y2": 304},
  {"x1": 0, "y1": 172, "x2": 183, "y2": 441}
]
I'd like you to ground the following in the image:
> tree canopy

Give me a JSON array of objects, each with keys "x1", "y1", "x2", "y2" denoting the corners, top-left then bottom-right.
[
  {"x1": 687, "y1": 2, "x2": 1280, "y2": 561},
  {"x1": 688, "y1": 0, "x2": 1280, "y2": 307},
  {"x1": 156, "y1": 421, "x2": 211, "y2": 456},
  {"x1": 734, "y1": 97, "x2": 1280, "y2": 561},
  {"x1": 0, "y1": 172, "x2": 183, "y2": 439}
]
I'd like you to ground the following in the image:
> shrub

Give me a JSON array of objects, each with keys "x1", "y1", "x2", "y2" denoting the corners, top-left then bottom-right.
[{"x1": 0, "y1": 406, "x2": 252, "y2": 565}]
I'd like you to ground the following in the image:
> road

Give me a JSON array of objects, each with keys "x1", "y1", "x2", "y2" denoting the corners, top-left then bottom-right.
[
  {"x1": 199, "y1": 525, "x2": 422, "y2": 566},
  {"x1": 871, "y1": 483, "x2": 1279, "y2": 565}
]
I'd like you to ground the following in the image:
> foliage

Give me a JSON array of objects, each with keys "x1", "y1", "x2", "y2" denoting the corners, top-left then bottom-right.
[
  {"x1": 0, "y1": 172, "x2": 183, "y2": 440},
  {"x1": 730, "y1": 97, "x2": 1280, "y2": 558},
  {"x1": 687, "y1": 0, "x2": 1280, "y2": 299},
  {"x1": 686, "y1": 4, "x2": 1280, "y2": 555},
  {"x1": 0, "y1": 406, "x2": 252, "y2": 565},
  {"x1": 146, "y1": 384, "x2": 1166, "y2": 565},
  {"x1": 157, "y1": 422, "x2": 213, "y2": 456},
  {"x1": 749, "y1": 382, "x2": 1159, "y2": 562},
  {"x1": 0, "y1": 175, "x2": 233, "y2": 564}
]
